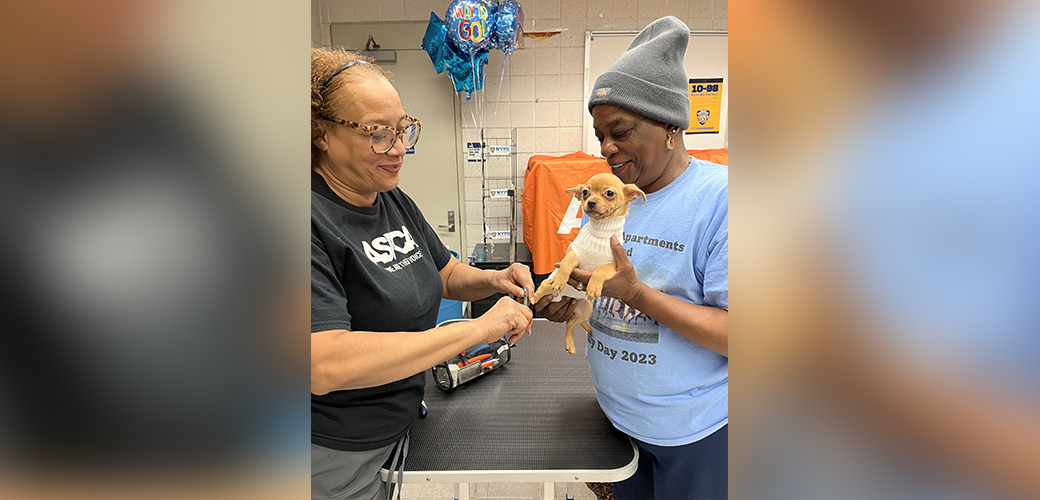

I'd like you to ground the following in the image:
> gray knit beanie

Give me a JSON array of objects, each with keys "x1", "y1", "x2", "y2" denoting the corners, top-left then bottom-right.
[{"x1": 588, "y1": 16, "x2": 690, "y2": 130}]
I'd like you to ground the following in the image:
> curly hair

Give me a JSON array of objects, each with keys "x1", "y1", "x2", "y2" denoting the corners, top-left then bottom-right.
[{"x1": 311, "y1": 47, "x2": 392, "y2": 168}]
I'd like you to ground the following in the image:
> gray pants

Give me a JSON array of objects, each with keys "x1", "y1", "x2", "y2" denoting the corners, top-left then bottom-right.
[{"x1": 311, "y1": 442, "x2": 395, "y2": 500}]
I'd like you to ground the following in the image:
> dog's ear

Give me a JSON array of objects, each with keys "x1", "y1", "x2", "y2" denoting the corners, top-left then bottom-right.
[
  {"x1": 623, "y1": 184, "x2": 647, "y2": 202},
  {"x1": 564, "y1": 183, "x2": 585, "y2": 195}
]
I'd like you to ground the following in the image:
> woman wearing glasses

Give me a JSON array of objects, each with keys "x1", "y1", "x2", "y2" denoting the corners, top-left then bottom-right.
[{"x1": 309, "y1": 48, "x2": 534, "y2": 500}]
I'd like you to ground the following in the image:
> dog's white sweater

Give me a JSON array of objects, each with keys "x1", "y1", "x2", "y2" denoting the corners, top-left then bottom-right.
[
  {"x1": 547, "y1": 215, "x2": 626, "y2": 301},
  {"x1": 570, "y1": 215, "x2": 626, "y2": 271}
]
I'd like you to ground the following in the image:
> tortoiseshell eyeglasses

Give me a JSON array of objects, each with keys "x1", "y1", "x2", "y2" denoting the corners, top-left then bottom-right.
[{"x1": 322, "y1": 115, "x2": 422, "y2": 154}]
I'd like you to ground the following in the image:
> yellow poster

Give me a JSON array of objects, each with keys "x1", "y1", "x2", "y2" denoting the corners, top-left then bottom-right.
[{"x1": 686, "y1": 78, "x2": 723, "y2": 134}]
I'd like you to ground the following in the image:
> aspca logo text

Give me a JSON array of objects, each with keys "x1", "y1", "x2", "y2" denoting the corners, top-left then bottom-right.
[{"x1": 362, "y1": 226, "x2": 417, "y2": 264}]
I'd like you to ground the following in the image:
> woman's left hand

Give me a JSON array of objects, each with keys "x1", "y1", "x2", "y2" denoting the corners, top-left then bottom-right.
[
  {"x1": 492, "y1": 262, "x2": 535, "y2": 300},
  {"x1": 567, "y1": 236, "x2": 647, "y2": 306}
]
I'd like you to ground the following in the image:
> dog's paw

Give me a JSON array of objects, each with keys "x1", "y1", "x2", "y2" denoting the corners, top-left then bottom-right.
[
  {"x1": 547, "y1": 275, "x2": 566, "y2": 293},
  {"x1": 585, "y1": 281, "x2": 603, "y2": 301},
  {"x1": 565, "y1": 340, "x2": 577, "y2": 354},
  {"x1": 529, "y1": 286, "x2": 548, "y2": 304}
]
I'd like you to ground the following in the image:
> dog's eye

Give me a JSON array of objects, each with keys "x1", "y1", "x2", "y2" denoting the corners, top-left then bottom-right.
[
  {"x1": 582, "y1": 189, "x2": 589, "y2": 198},
  {"x1": 605, "y1": 190, "x2": 615, "y2": 198}
]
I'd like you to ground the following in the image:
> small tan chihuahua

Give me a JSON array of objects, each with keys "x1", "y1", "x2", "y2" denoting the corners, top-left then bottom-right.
[{"x1": 531, "y1": 173, "x2": 646, "y2": 353}]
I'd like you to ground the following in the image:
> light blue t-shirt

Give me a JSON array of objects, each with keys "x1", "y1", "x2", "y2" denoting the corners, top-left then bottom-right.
[{"x1": 584, "y1": 158, "x2": 728, "y2": 446}]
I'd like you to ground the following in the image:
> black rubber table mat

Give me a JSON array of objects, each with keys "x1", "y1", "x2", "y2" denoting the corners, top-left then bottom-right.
[{"x1": 404, "y1": 320, "x2": 634, "y2": 472}]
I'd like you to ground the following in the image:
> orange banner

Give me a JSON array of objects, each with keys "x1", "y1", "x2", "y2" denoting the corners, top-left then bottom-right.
[{"x1": 690, "y1": 148, "x2": 728, "y2": 166}]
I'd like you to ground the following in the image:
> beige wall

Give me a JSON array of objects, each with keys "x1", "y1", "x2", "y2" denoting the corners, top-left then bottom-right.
[
  {"x1": 312, "y1": 0, "x2": 325, "y2": 47},
  {"x1": 314, "y1": 0, "x2": 728, "y2": 256}
]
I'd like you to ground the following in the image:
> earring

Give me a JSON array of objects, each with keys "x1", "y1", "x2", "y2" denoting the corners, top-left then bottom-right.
[{"x1": 666, "y1": 133, "x2": 674, "y2": 150}]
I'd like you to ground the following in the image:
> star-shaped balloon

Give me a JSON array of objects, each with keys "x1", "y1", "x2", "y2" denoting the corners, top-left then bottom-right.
[{"x1": 422, "y1": 12, "x2": 490, "y2": 97}]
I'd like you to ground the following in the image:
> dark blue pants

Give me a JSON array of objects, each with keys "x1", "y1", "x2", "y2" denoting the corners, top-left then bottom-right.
[{"x1": 613, "y1": 425, "x2": 728, "y2": 500}]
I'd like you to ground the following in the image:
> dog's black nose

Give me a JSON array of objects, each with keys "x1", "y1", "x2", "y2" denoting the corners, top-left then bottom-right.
[{"x1": 586, "y1": 200, "x2": 597, "y2": 209}]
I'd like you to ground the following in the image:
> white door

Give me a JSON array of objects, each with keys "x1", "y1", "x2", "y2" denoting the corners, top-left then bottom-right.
[{"x1": 331, "y1": 23, "x2": 465, "y2": 256}]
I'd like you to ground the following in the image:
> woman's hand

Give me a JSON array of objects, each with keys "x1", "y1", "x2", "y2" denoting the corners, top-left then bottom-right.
[
  {"x1": 491, "y1": 262, "x2": 535, "y2": 300},
  {"x1": 475, "y1": 295, "x2": 533, "y2": 345},
  {"x1": 567, "y1": 236, "x2": 647, "y2": 306},
  {"x1": 533, "y1": 294, "x2": 578, "y2": 323},
  {"x1": 441, "y1": 259, "x2": 533, "y2": 303}
]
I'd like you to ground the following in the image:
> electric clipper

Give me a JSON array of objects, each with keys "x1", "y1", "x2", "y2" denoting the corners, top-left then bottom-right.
[
  {"x1": 431, "y1": 335, "x2": 512, "y2": 391},
  {"x1": 431, "y1": 288, "x2": 527, "y2": 391}
]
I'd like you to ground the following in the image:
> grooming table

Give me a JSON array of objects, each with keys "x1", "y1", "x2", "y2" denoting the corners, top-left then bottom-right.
[{"x1": 380, "y1": 319, "x2": 637, "y2": 500}]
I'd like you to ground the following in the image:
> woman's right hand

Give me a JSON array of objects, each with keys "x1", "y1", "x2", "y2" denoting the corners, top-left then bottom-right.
[{"x1": 476, "y1": 295, "x2": 532, "y2": 345}]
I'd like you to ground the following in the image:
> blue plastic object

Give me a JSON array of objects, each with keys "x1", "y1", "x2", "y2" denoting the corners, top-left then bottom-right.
[{"x1": 437, "y1": 251, "x2": 464, "y2": 324}]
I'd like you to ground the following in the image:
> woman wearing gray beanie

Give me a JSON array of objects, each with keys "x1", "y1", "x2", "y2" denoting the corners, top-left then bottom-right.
[{"x1": 535, "y1": 16, "x2": 728, "y2": 500}]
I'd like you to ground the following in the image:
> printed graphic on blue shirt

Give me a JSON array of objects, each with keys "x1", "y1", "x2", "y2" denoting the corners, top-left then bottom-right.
[
  {"x1": 588, "y1": 263, "x2": 669, "y2": 344},
  {"x1": 588, "y1": 296, "x2": 658, "y2": 343}
]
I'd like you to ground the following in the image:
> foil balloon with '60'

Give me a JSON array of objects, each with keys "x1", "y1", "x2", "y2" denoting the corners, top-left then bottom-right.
[{"x1": 446, "y1": 0, "x2": 493, "y2": 55}]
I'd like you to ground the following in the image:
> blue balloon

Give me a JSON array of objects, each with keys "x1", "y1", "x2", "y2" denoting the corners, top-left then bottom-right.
[
  {"x1": 422, "y1": 12, "x2": 489, "y2": 96},
  {"x1": 480, "y1": 0, "x2": 500, "y2": 49},
  {"x1": 421, "y1": 12, "x2": 454, "y2": 73},
  {"x1": 491, "y1": 0, "x2": 524, "y2": 55},
  {"x1": 446, "y1": 0, "x2": 493, "y2": 55},
  {"x1": 451, "y1": 51, "x2": 490, "y2": 95}
]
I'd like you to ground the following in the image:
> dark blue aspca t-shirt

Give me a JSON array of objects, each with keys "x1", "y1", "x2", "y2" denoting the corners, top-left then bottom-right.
[{"x1": 310, "y1": 170, "x2": 450, "y2": 451}]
